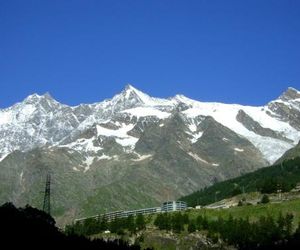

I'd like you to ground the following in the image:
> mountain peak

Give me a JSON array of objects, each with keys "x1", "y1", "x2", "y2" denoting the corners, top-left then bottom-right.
[
  {"x1": 25, "y1": 92, "x2": 55, "y2": 102},
  {"x1": 111, "y1": 84, "x2": 154, "y2": 106},
  {"x1": 173, "y1": 94, "x2": 194, "y2": 104},
  {"x1": 42, "y1": 92, "x2": 54, "y2": 99},
  {"x1": 22, "y1": 92, "x2": 60, "y2": 111},
  {"x1": 279, "y1": 87, "x2": 300, "y2": 101},
  {"x1": 122, "y1": 84, "x2": 149, "y2": 100},
  {"x1": 124, "y1": 84, "x2": 136, "y2": 91},
  {"x1": 25, "y1": 93, "x2": 41, "y2": 100}
]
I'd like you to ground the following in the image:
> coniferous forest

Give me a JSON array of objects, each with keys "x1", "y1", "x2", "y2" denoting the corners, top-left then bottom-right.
[
  {"x1": 153, "y1": 212, "x2": 300, "y2": 250},
  {"x1": 180, "y1": 157, "x2": 300, "y2": 207},
  {"x1": 65, "y1": 208, "x2": 300, "y2": 249}
]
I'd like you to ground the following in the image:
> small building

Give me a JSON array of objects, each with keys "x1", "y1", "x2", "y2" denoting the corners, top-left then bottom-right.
[{"x1": 161, "y1": 201, "x2": 187, "y2": 212}]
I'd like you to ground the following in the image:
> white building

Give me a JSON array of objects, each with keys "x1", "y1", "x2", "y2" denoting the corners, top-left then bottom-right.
[{"x1": 161, "y1": 201, "x2": 187, "y2": 212}]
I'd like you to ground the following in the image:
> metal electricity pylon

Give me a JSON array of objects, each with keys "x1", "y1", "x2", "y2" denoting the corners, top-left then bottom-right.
[{"x1": 42, "y1": 173, "x2": 51, "y2": 215}]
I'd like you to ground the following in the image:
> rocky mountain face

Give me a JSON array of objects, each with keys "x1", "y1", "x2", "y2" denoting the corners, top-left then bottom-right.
[{"x1": 0, "y1": 85, "x2": 299, "y2": 224}]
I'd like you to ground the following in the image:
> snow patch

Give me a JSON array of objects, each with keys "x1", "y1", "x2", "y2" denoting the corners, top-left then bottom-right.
[
  {"x1": 112, "y1": 155, "x2": 119, "y2": 161},
  {"x1": 97, "y1": 154, "x2": 112, "y2": 160},
  {"x1": 121, "y1": 107, "x2": 170, "y2": 119},
  {"x1": 96, "y1": 123, "x2": 135, "y2": 137},
  {"x1": 19, "y1": 171, "x2": 25, "y2": 186},
  {"x1": 188, "y1": 152, "x2": 220, "y2": 166},
  {"x1": 18, "y1": 104, "x2": 36, "y2": 121},
  {"x1": 188, "y1": 123, "x2": 197, "y2": 132},
  {"x1": 186, "y1": 121, "x2": 203, "y2": 143},
  {"x1": 59, "y1": 137, "x2": 102, "y2": 153},
  {"x1": 159, "y1": 123, "x2": 164, "y2": 127},
  {"x1": 96, "y1": 123, "x2": 139, "y2": 148},
  {"x1": 83, "y1": 156, "x2": 95, "y2": 166},
  {"x1": 190, "y1": 131, "x2": 203, "y2": 143},
  {"x1": 0, "y1": 111, "x2": 13, "y2": 125},
  {"x1": 234, "y1": 148, "x2": 244, "y2": 152},
  {"x1": 19, "y1": 170, "x2": 26, "y2": 192},
  {"x1": 0, "y1": 153, "x2": 8, "y2": 162},
  {"x1": 132, "y1": 154, "x2": 152, "y2": 161},
  {"x1": 115, "y1": 137, "x2": 139, "y2": 147},
  {"x1": 188, "y1": 152, "x2": 209, "y2": 164}
]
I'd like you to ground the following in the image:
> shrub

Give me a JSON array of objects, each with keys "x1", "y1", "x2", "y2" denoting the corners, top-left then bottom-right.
[{"x1": 261, "y1": 194, "x2": 270, "y2": 204}]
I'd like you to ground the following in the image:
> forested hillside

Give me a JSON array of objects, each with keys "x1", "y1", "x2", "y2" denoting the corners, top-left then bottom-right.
[{"x1": 180, "y1": 157, "x2": 300, "y2": 207}]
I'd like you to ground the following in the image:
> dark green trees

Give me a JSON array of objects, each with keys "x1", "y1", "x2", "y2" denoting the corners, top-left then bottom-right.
[
  {"x1": 153, "y1": 212, "x2": 189, "y2": 233},
  {"x1": 154, "y1": 213, "x2": 171, "y2": 230},
  {"x1": 136, "y1": 214, "x2": 146, "y2": 231},
  {"x1": 185, "y1": 213, "x2": 295, "y2": 250},
  {"x1": 260, "y1": 194, "x2": 270, "y2": 204},
  {"x1": 68, "y1": 214, "x2": 147, "y2": 236},
  {"x1": 153, "y1": 211, "x2": 297, "y2": 249},
  {"x1": 187, "y1": 220, "x2": 196, "y2": 233},
  {"x1": 180, "y1": 157, "x2": 300, "y2": 207}
]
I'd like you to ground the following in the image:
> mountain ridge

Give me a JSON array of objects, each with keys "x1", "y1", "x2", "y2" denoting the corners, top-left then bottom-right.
[
  {"x1": 8, "y1": 84, "x2": 299, "y2": 108},
  {"x1": 0, "y1": 85, "x2": 299, "y2": 224},
  {"x1": 1, "y1": 85, "x2": 299, "y2": 162}
]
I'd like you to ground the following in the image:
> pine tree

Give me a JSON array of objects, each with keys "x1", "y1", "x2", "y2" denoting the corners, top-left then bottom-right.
[
  {"x1": 154, "y1": 214, "x2": 163, "y2": 229},
  {"x1": 285, "y1": 213, "x2": 294, "y2": 238},
  {"x1": 188, "y1": 220, "x2": 196, "y2": 233},
  {"x1": 136, "y1": 214, "x2": 146, "y2": 231},
  {"x1": 127, "y1": 215, "x2": 136, "y2": 233},
  {"x1": 261, "y1": 194, "x2": 270, "y2": 204},
  {"x1": 100, "y1": 215, "x2": 108, "y2": 231},
  {"x1": 171, "y1": 213, "x2": 184, "y2": 233}
]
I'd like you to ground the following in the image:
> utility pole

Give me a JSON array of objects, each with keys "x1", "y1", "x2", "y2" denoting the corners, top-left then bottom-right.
[
  {"x1": 242, "y1": 186, "x2": 246, "y2": 200},
  {"x1": 215, "y1": 191, "x2": 219, "y2": 202},
  {"x1": 43, "y1": 173, "x2": 51, "y2": 215}
]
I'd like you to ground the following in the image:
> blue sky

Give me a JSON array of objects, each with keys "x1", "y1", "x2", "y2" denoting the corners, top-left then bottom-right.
[{"x1": 0, "y1": 0, "x2": 299, "y2": 108}]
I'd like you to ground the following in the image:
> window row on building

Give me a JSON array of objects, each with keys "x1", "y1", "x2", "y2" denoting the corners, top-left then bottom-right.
[
  {"x1": 103, "y1": 206, "x2": 161, "y2": 221},
  {"x1": 161, "y1": 201, "x2": 187, "y2": 212},
  {"x1": 102, "y1": 201, "x2": 187, "y2": 221},
  {"x1": 74, "y1": 201, "x2": 187, "y2": 223}
]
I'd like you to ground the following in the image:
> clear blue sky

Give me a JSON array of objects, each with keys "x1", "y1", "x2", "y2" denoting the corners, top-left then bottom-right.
[{"x1": 1, "y1": 0, "x2": 299, "y2": 108}]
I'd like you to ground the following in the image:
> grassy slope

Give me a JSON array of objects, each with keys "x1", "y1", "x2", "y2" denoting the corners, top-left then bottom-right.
[
  {"x1": 139, "y1": 198, "x2": 300, "y2": 250},
  {"x1": 187, "y1": 199, "x2": 300, "y2": 224}
]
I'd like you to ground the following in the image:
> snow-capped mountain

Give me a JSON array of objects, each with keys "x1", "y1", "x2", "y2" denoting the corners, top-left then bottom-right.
[
  {"x1": 0, "y1": 85, "x2": 299, "y2": 223},
  {"x1": 0, "y1": 85, "x2": 299, "y2": 163}
]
